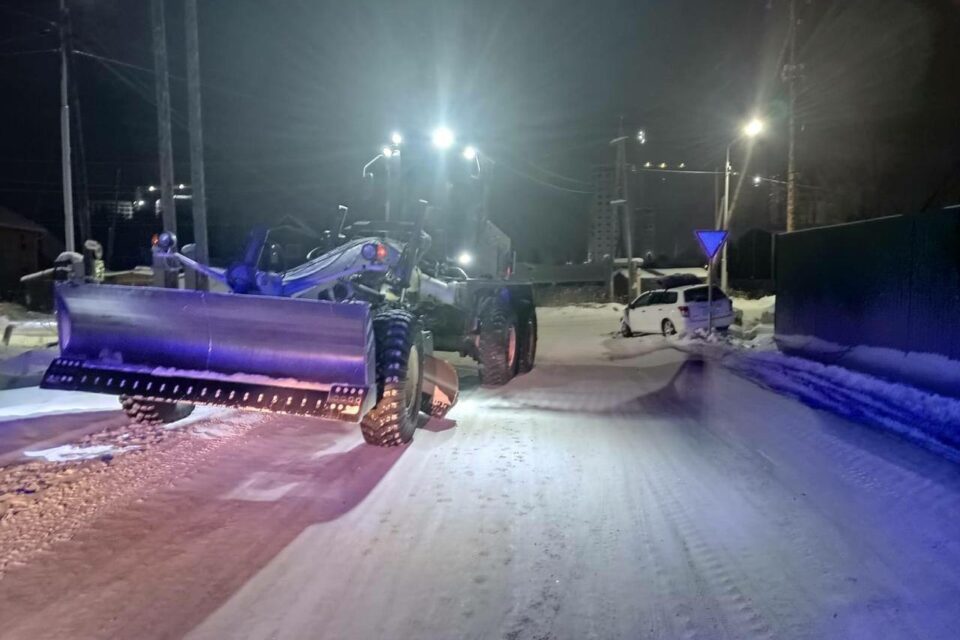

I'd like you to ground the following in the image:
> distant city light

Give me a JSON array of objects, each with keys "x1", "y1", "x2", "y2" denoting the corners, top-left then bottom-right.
[
  {"x1": 462, "y1": 145, "x2": 478, "y2": 161},
  {"x1": 659, "y1": 162, "x2": 667, "y2": 169},
  {"x1": 390, "y1": 131, "x2": 403, "y2": 145},
  {"x1": 637, "y1": 129, "x2": 646, "y2": 144},
  {"x1": 743, "y1": 118, "x2": 765, "y2": 138},
  {"x1": 147, "y1": 186, "x2": 156, "y2": 192},
  {"x1": 753, "y1": 175, "x2": 763, "y2": 186},
  {"x1": 178, "y1": 183, "x2": 185, "y2": 189},
  {"x1": 679, "y1": 162, "x2": 686, "y2": 168},
  {"x1": 136, "y1": 199, "x2": 146, "y2": 207},
  {"x1": 644, "y1": 161, "x2": 652, "y2": 168},
  {"x1": 457, "y1": 251, "x2": 473, "y2": 266},
  {"x1": 382, "y1": 146, "x2": 394, "y2": 158},
  {"x1": 431, "y1": 126, "x2": 455, "y2": 150}
]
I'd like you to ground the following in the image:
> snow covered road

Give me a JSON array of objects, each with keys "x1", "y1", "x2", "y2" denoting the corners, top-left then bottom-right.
[{"x1": 1, "y1": 306, "x2": 959, "y2": 639}]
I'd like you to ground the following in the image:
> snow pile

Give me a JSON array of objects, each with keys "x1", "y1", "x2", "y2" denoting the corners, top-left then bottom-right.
[
  {"x1": 731, "y1": 295, "x2": 775, "y2": 329},
  {"x1": 23, "y1": 444, "x2": 133, "y2": 463},
  {"x1": 728, "y1": 295, "x2": 775, "y2": 341},
  {"x1": 0, "y1": 347, "x2": 57, "y2": 390}
]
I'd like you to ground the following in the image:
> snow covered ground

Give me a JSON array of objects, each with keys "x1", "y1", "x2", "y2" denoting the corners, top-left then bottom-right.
[{"x1": 0, "y1": 304, "x2": 958, "y2": 639}]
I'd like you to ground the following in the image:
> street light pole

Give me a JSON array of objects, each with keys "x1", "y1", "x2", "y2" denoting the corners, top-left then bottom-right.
[
  {"x1": 611, "y1": 123, "x2": 635, "y2": 300},
  {"x1": 721, "y1": 142, "x2": 732, "y2": 291},
  {"x1": 384, "y1": 154, "x2": 393, "y2": 222},
  {"x1": 720, "y1": 117, "x2": 764, "y2": 293}
]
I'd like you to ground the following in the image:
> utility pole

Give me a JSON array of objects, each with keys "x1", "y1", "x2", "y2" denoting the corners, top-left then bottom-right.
[
  {"x1": 152, "y1": 0, "x2": 176, "y2": 235},
  {"x1": 785, "y1": 0, "x2": 799, "y2": 231},
  {"x1": 67, "y1": 37, "x2": 92, "y2": 245},
  {"x1": 611, "y1": 119, "x2": 635, "y2": 299},
  {"x1": 185, "y1": 0, "x2": 209, "y2": 287},
  {"x1": 58, "y1": 0, "x2": 75, "y2": 253}
]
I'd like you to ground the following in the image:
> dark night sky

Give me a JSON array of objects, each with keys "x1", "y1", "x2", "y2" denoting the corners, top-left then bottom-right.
[{"x1": 1, "y1": 0, "x2": 959, "y2": 262}]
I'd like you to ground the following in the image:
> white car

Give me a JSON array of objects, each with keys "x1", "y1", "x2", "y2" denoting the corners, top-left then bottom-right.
[{"x1": 620, "y1": 284, "x2": 734, "y2": 337}]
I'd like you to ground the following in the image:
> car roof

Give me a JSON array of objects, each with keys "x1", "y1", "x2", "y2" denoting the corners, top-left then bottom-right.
[{"x1": 647, "y1": 284, "x2": 707, "y2": 293}]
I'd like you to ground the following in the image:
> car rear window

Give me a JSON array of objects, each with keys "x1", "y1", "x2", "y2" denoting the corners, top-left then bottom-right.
[{"x1": 683, "y1": 286, "x2": 727, "y2": 303}]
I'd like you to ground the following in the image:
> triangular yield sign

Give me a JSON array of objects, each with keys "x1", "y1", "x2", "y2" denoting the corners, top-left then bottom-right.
[{"x1": 694, "y1": 229, "x2": 729, "y2": 261}]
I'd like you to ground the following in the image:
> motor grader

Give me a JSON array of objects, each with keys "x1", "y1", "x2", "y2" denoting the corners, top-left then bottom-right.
[{"x1": 41, "y1": 203, "x2": 536, "y2": 446}]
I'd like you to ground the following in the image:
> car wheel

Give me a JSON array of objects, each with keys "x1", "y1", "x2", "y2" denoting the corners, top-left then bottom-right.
[
  {"x1": 476, "y1": 296, "x2": 519, "y2": 387},
  {"x1": 621, "y1": 321, "x2": 633, "y2": 338},
  {"x1": 120, "y1": 396, "x2": 194, "y2": 425},
  {"x1": 662, "y1": 319, "x2": 677, "y2": 336}
]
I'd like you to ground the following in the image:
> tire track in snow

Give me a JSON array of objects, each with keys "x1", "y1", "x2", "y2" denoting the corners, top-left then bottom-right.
[{"x1": 642, "y1": 463, "x2": 777, "y2": 640}]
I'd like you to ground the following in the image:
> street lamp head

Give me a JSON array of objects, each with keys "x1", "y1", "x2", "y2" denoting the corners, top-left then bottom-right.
[
  {"x1": 743, "y1": 118, "x2": 765, "y2": 138},
  {"x1": 431, "y1": 126, "x2": 455, "y2": 150},
  {"x1": 462, "y1": 145, "x2": 478, "y2": 161},
  {"x1": 390, "y1": 131, "x2": 402, "y2": 145}
]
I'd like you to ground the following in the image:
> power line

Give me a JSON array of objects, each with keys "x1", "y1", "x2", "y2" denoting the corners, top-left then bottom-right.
[
  {"x1": 0, "y1": 30, "x2": 53, "y2": 47},
  {"x1": 516, "y1": 158, "x2": 592, "y2": 187},
  {"x1": 494, "y1": 159, "x2": 592, "y2": 195},
  {"x1": 73, "y1": 49, "x2": 154, "y2": 74},
  {"x1": 0, "y1": 48, "x2": 58, "y2": 57},
  {"x1": 633, "y1": 166, "x2": 726, "y2": 176}
]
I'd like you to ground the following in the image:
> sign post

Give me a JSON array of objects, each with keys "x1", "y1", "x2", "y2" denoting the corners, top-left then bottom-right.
[{"x1": 694, "y1": 230, "x2": 729, "y2": 333}]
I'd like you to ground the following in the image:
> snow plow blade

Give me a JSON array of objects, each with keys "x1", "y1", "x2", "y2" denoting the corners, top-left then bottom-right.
[
  {"x1": 422, "y1": 355, "x2": 459, "y2": 418},
  {"x1": 41, "y1": 283, "x2": 376, "y2": 421}
]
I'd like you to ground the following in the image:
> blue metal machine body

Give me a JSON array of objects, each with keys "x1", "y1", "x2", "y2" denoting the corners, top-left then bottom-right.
[{"x1": 39, "y1": 234, "x2": 404, "y2": 421}]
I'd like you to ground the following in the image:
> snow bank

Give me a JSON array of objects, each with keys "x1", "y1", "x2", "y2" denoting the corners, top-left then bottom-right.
[
  {"x1": 0, "y1": 388, "x2": 119, "y2": 419},
  {"x1": 777, "y1": 334, "x2": 960, "y2": 401},
  {"x1": 678, "y1": 332, "x2": 960, "y2": 459},
  {"x1": 725, "y1": 350, "x2": 960, "y2": 458}
]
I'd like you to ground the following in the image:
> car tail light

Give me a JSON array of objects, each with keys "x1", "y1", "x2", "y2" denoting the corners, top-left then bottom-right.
[{"x1": 678, "y1": 305, "x2": 689, "y2": 317}]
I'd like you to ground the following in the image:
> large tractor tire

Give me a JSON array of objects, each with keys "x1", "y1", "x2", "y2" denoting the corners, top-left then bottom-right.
[
  {"x1": 477, "y1": 296, "x2": 519, "y2": 387},
  {"x1": 361, "y1": 309, "x2": 425, "y2": 446},
  {"x1": 119, "y1": 396, "x2": 194, "y2": 426},
  {"x1": 517, "y1": 304, "x2": 537, "y2": 374}
]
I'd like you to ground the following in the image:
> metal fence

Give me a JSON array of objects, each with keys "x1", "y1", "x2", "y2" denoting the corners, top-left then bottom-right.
[{"x1": 775, "y1": 209, "x2": 960, "y2": 397}]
